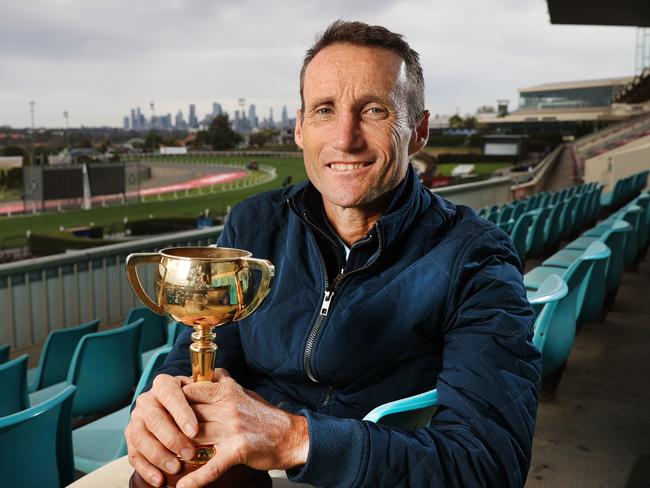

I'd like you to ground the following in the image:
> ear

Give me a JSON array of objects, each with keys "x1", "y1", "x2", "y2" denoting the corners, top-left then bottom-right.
[
  {"x1": 408, "y1": 110, "x2": 430, "y2": 156},
  {"x1": 294, "y1": 109, "x2": 304, "y2": 149}
]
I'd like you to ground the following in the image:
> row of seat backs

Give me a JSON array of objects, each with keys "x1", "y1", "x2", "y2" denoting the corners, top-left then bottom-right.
[
  {"x1": 0, "y1": 347, "x2": 172, "y2": 487},
  {"x1": 526, "y1": 241, "x2": 611, "y2": 375},
  {"x1": 509, "y1": 186, "x2": 602, "y2": 264},
  {"x1": 601, "y1": 170, "x2": 649, "y2": 209},
  {"x1": 525, "y1": 189, "x2": 650, "y2": 376}
]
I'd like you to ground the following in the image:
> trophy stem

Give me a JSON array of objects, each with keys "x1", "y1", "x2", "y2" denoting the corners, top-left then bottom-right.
[{"x1": 189, "y1": 326, "x2": 217, "y2": 382}]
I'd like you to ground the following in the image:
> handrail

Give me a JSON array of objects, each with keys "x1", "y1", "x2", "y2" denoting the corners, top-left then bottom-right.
[
  {"x1": 0, "y1": 225, "x2": 224, "y2": 276},
  {"x1": 511, "y1": 144, "x2": 565, "y2": 197}
]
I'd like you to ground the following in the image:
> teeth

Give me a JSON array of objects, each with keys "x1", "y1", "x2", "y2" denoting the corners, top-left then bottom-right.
[{"x1": 330, "y1": 163, "x2": 367, "y2": 171}]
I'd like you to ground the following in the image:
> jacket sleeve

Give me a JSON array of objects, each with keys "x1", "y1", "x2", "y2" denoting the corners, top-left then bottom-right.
[
  {"x1": 152, "y1": 215, "x2": 251, "y2": 384},
  {"x1": 287, "y1": 227, "x2": 542, "y2": 488}
]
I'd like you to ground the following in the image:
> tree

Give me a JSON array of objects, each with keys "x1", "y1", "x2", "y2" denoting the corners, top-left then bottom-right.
[
  {"x1": 201, "y1": 115, "x2": 242, "y2": 150},
  {"x1": 449, "y1": 114, "x2": 464, "y2": 129},
  {"x1": 2, "y1": 146, "x2": 25, "y2": 157},
  {"x1": 248, "y1": 128, "x2": 279, "y2": 148},
  {"x1": 144, "y1": 131, "x2": 163, "y2": 152}
]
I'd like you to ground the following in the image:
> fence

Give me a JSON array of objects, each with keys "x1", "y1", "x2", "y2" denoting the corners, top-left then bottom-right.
[{"x1": 0, "y1": 226, "x2": 223, "y2": 362}]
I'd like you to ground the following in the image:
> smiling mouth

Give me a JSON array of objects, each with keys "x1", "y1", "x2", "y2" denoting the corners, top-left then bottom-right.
[{"x1": 327, "y1": 162, "x2": 372, "y2": 171}]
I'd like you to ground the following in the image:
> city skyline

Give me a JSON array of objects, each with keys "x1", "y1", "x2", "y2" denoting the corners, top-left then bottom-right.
[{"x1": 0, "y1": 0, "x2": 639, "y2": 128}]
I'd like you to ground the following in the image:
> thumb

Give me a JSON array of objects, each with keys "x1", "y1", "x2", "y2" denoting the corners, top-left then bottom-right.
[{"x1": 183, "y1": 381, "x2": 226, "y2": 404}]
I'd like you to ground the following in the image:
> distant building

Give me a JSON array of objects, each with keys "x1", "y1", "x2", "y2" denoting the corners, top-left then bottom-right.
[
  {"x1": 188, "y1": 104, "x2": 198, "y2": 128},
  {"x1": 281, "y1": 105, "x2": 289, "y2": 128},
  {"x1": 212, "y1": 102, "x2": 223, "y2": 116},
  {"x1": 486, "y1": 77, "x2": 650, "y2": 132},
  {"x1": 123, "y1": 116, "x2": 130, "y2": 130},
  {"x1": 175, "y1": 111, "x2": 186, "y2": 130},
  {"x1": 248, "y1": 104, "x2": 258, "y2": 129}
]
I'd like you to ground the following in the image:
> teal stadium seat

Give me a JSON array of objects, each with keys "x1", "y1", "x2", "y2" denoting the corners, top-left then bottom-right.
[
  {"x1": 544, "y1": 200, "x2": 566, "y2": 251},
  {"x1": 29, "y1": 320, "x2": 143, "y2": 418},
  {"x1": 0, "y1": 344, "x2": 9, "y2": 364},
  {"x1": 363, "y1": 389, "x2": 438, "y2": 430},
  {"x1": 0, "y1": 385, "x2": 76, "y2": 488},
  {"x1": 0, "y1": 354, "x2": 29, "y2": 416},
  {"x1": 73, "y1": 346, "x2": 171, "y2": 473},
  {"x1": 526, "y1": 206, "x2": 550, "y2": 257},
  {"x1": 543, "y1": 242, "x2": 611, "y2": 326},
  {"x1": 124, "y1": 305, "x2": 168, "y2": 353},
  {"x1": 509, "y1": 212, "x2": 534, "y2": 264},
  {"x1": 566, "y1": 220, "x2": 631, "y2": 297},
  {"x1": 28, "y1": 319, "x2": 100, "y2": 393},
  {"x1": 140, "y1": 320, "x2": 185, "y2": 369}
]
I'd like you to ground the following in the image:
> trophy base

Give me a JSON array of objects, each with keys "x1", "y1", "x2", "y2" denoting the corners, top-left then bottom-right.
[{"x1": 129, "y1": 463, "x2": 272, "y2": 488}]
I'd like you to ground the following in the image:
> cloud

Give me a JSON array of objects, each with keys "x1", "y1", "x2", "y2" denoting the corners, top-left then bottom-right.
[{"x1": 0, "y1": 0, "x2": 638, "y2": 127}]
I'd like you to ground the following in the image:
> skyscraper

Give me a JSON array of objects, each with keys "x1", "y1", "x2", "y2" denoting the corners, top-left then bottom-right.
[
  {"x1": 212, "y1": 102, "x2": 223, "y2": 116},
  {"x1": 189, "y1": 104, "x2": 198, "y2": 128},
  {"x1": 130, "y1": 109, "x2": 137, "y2": 131},
  {"x1": 123, "y1": 116, "x2": 130, "y2": 130},
  {"x1": 248, "y1": 104, "x2": 257, "y2": 129},
  {"x1": 175, "y1": 111, "x2": 186, "y2": 130},
  {"x1": 281, "y1": 105, "x2": 288, "y2": 128}
]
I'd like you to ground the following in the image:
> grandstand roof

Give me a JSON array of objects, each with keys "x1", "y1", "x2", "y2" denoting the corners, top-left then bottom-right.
[
  {"x1": 520, "y1": 77, "x2": 633, "y2": 94},
  {"x1": 547, "y1": 0, "x2": 650, "y2": 27},
  {"x1": 487, "y1": 107, "x2": 620, "y2": 124}
]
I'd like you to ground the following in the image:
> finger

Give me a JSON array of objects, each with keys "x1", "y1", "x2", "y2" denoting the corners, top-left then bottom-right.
[
  {"x1": 183, "y1": 381, "x2": 227, "y2": 404},
  {"x1": 152, "y1": 374, "x2": 199, "y2": 438},
  {"x1": 126, "y1": 427, "x2": 166, "y2": 487},
  {"x1": 176, "y1": 444, "x2": 245, "y2": 488},
  {"x1": 212, "y1": 368, "x2": 231, "y2": 381},
  {"x1": 130, "y1": 416, "x2": 187, "y2": 474},
  {"x1": 177, "y1": 375, "x2": 194, "y2": 386},
  {"x1": 140, "y1": 407, "x2": 196, "y2": 462}
]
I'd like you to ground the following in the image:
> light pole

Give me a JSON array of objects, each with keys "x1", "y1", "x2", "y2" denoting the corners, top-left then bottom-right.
[
  {"x1": 29, "y1": 101, "x2": 36, "y2": 165},
  {"x1": 63, "y1": 110, "x2": 69, "y2": 150}
]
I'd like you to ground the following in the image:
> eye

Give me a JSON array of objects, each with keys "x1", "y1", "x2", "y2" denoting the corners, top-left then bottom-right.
[
  {"x1": 365, "y1": 106, "x2": 387, "y2": 117},
  {"x1": 315, "y1": 106, "x2": 333, "y2": 115}
]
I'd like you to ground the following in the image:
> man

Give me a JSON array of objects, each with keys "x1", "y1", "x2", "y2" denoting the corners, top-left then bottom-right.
[{"x1": 102, "y1": 20, "x2": 540, "y2": 488}]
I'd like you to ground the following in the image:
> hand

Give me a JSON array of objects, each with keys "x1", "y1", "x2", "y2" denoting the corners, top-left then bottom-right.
[
  {"x1": 125, "y1": 374, "x2": 199, "y2": 487},
  {"x1": 176, "y1": 369, "x2": 310, "y2": 488}
]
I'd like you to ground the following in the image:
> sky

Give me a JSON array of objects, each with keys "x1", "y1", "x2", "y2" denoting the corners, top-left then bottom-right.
[{"x1": 0, "y1": 0, "x2": 639, "y2": 128}]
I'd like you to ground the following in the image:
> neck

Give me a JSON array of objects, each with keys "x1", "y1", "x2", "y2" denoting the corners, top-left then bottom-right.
[{"x1": 322, "y1": 193, "x2": 392, "y2": 246}]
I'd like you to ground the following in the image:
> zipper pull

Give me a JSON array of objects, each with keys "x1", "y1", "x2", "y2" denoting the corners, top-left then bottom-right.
[{"x1": 320, "y1": 290, "x2": 334, "y2": 316}]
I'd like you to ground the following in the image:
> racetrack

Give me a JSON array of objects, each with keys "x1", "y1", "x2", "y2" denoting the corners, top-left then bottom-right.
[{"x1": 0, "y1": 163, "x2": 247, "y2": 215}]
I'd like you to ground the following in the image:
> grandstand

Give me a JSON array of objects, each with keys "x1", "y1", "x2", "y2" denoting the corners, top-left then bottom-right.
[{"x1": 2, "y1": 4, "x2": 650, "y2": 487}]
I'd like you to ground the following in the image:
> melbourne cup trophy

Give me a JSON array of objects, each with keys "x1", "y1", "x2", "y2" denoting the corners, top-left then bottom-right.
[{"x1": 125, "y1": 246, "x2": 275, "y2": 488}]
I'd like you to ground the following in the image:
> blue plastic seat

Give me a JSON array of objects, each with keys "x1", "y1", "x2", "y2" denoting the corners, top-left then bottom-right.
[
  {"x1": 509, "y1": 212, "x2": 534, "y2": 264},
  {"x1": 29, "y1": 320, "x2": 143, "y2": 418},
  {"x1": 526, "y1": 206, "x2": 550, "y2": 257},
  {"x1": 0, "y1": 355, "x2": 29, "y2": 416},
  {"x1": 0, "y1": 344, "x2": 9, "y2": 364},
  {"x1": 28, "y1": 319, "x2": 100, "y2": 393},
  {"x1": 527, "y1": 273, "x2": 568, "y2": 318},
  {"x1": 0, "y1": 385, "x2": 76, "y2": 488},
  {"x1": 631, "y1": 194, "x2": 650, "y2": 250},
  {"x1": 566, "y1": 220, "x2": 631, "y2": 296},
  {"x1": 544, "y1": 200, "x2": 565, "y2": 250},
  {"x1": 73, "y1": 346, "x2": 171, "y2": 473},
  {"x1": 363, "y1": 389, "x2": 438, "y2": 430},
  {"x1": 141, "y1": 320, "x2": 185, "y2": 369},
  {"x1": 124, "y1": 306, "x2": 168, "y2": 353},
  {"x1": 542, "y1": 242, "x2": 611, "y2": 326},
  {"x1": 559, "y1": 195, "x2": 578, "y2": 240},
  {"x1": 524, "y1": 242, "x2": 607, "y2": 338}
]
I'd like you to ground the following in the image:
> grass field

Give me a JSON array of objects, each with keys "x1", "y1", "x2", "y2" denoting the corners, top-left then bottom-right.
[
  {"x1": 0, "y1": 189, "x2": 21, "y2": 202},
  {"x1": 0, "y1": 156, "x2": 308, "y2": 249},
  {"x1": 436, "y1": 162, "x2": 512, "y2": 177}
]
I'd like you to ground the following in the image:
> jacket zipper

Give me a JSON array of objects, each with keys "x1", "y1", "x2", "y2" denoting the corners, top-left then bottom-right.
[{"x1": 287, "y1": 197, "x2": 384, "y2": 385}]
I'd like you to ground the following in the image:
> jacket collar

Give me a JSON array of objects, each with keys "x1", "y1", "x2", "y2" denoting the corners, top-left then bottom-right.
[{"x1": 287, "y1": 164, "x2": 434, "y2": 251}]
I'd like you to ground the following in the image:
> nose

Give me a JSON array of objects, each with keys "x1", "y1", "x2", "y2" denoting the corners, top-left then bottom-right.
[{"x1": 332, "y1": 112, "x2": 365, "y2": 153}]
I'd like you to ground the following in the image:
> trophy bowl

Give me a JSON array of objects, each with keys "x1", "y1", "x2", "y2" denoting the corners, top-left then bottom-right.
[{"x1": 125, "y1": 246, "x2": 275, "y2": 487}]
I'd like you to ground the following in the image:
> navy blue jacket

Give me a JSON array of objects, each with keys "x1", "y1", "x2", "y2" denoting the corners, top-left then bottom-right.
[{"x1": 158, "y1": 167, "x2": 542, "y2": 487}]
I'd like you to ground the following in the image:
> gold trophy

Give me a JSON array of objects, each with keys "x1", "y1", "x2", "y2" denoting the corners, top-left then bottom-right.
[{"x1": 125, "y1": 246, "x2": 275, "y2": 488}]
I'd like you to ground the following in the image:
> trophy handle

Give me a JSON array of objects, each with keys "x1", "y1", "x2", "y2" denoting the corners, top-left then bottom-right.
[
  {"x1": 236, "y1": 257, "x2": 275, "y2": 320},
  {"x1": 125, "y1": 253, "x2": 165, "y2": 315}
]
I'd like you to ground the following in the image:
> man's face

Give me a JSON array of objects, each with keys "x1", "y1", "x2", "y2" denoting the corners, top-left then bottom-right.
[{"x1": 295, "y1": 42, "x2": 426, "y2": 211}]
